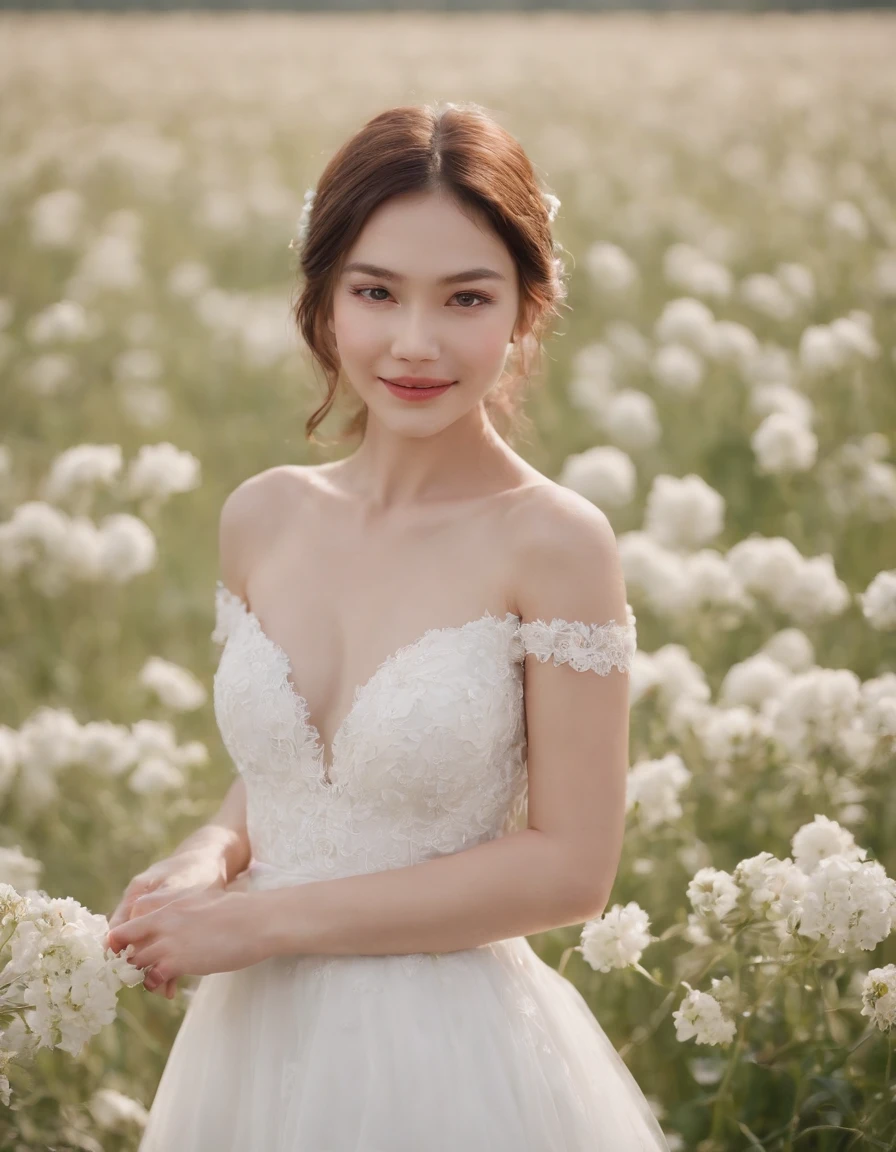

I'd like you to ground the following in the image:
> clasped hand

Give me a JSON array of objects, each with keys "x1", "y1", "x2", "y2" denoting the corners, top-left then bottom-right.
[{"x1": 106, "y1": 888, "x2": 270, "y2": 993}]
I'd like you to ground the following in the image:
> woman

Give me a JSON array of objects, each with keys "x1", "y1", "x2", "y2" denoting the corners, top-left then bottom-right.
[{"x1": 107, "y1": 100, "x2": 670, "y2": 1151}]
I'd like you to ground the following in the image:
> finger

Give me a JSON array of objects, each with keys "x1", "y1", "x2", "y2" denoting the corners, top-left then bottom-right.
[
  {"x1": 107, "y1": 913, "x2": 155, "y2": 954},
  {"x1": 130, "y1": 889, "x2": 183, "y2": 917},
  {"x1": 108, "y1": 895, "x2": 139, "y2": 930},
  {"x1": 108, "y1": 874, "x2": 158, "y2": 928},
  {"x1": 149, "y1": 974, "x2": 177, "y2": 999},
  {"x1": 132, "y1": 937, "x2": 167, "y2": 970}
]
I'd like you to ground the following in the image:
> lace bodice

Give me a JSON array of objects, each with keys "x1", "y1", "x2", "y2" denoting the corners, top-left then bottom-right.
[{"x1": 211, "y1": 582, "x2": 636, "y2": 888}]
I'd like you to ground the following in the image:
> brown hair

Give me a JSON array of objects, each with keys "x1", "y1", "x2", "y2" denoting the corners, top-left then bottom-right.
[{"x1": 291, "y1": 100, "x2": 569, "y2": 449}]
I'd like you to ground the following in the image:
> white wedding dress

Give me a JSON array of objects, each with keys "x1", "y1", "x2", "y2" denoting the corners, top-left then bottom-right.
[{"x1": 137, "y1": 582, "x2": 670, "y2": 1151}]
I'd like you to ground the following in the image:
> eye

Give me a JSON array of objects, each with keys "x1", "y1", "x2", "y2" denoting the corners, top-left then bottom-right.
[{"x1": 349, "y1": 287, "x2": 493, "y2": 309}]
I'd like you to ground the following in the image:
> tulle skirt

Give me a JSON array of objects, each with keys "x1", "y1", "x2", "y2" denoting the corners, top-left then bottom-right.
[{"x1": 138, "y1": 870, "x2": 670, "y2": 1151}]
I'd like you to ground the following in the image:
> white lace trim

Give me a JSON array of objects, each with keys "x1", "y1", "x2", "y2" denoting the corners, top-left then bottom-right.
[
  {"x1": 516, "y1": 605, "x2": 637, "y2": 675},
  {"x1": 213, "y1": 582, "x2": 637, "y2": 676}
]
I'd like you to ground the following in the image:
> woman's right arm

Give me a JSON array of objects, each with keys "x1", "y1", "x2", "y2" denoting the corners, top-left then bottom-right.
[{"x1": 196, "y1": 468, "x2": 293, "y2": 887}]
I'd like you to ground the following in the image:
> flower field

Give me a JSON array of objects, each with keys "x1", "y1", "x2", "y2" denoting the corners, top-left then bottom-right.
[{"x1": 0, "y1": 11, "x2": 894, "y2": 1150}]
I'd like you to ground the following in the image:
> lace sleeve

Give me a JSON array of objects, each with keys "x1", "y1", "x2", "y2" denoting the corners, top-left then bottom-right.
[
  {"x1": 212, "y1": 580, "x2": 247, "y2": 647},
  {"x1": 518, "y1": 604, "x2": 637, "y2": 675}
]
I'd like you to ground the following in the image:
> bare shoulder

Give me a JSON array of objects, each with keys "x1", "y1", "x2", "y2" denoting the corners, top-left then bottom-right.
[
  {"x1": 218, "y1": 465, "x2": 316, "y2": 597},
  {"x1": 502, "y1": 481, "x2": 627, "y2": 625}
]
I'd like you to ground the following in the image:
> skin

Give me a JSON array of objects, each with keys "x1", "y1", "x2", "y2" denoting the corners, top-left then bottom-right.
[
  {"x1": 323, "y1": 184, "x2": 533, "y2": 507},
  {"x1": 107, "y1": 188, "x2": 630, "y2": 995}
]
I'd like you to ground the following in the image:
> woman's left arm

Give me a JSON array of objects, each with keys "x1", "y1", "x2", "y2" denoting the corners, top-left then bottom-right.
[{"x1": 259, "y1": 499, "x2": 631, "y2": 960}]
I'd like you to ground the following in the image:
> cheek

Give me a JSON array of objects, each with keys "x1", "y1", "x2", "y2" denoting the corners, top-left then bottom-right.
[
  {"x1": 331, "y1": 296, "x2": 378, "y2": 349},
  {"x1": 461, "y1": 318, "x2": 514, "y2": 367}
]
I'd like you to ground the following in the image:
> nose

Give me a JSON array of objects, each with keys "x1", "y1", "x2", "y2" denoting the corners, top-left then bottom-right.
[{"x1": 389, "y1": 305, "x2": 440, "y2": 363}]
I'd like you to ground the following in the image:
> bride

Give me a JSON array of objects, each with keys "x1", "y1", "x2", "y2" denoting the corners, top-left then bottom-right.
[{"x1": 106, "y1": 100, "x2": 671, "y2": 1151}]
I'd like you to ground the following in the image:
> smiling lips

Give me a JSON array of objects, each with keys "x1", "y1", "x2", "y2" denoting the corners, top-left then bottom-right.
[{"x1": 382, "y1": 376, "x2": 456, "y2": 388}]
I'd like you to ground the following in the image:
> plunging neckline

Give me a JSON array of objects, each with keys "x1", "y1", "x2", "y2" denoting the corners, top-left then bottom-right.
[{"x1": 216, "y1": 582, "x2": 521, "y2": 787}]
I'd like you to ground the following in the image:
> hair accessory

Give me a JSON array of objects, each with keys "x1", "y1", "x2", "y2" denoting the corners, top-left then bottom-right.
[
  {"x1": 542, "y1": 191, "x2": 561, "y2": 223},
  {"x1": 288, "y1": 188, "x2": 317, "y2": 253},
  {"x1": 288, "y1": 185, "x2": 559, "y2": 253}
]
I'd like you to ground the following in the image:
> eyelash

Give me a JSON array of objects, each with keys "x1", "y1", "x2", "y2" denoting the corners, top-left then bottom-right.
[{"x1": 349, "y1": 286, "x2": 494, "y2": 309}]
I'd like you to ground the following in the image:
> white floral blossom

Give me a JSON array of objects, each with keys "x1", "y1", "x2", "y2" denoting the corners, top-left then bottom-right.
[
  {"x1": 138, "y1": 656, "x2": 208, "y2": 712},
  {"x1": 579, "y1": 902, "x2": 654, "y2": 972},
  {"x1": 687, "y1": 867, "x2": 740, "y2": 921},
  {"x1": 795, "y1": 856, "x2": 896, "y2": 953},
  {"x1": 791, "y1": 814, "x2": 867, "y2": 874},
  {"x1": 859, "y1": 570, "x2": 896, "y2": 631},
  {"x1": 673, "y1": 983, "x2": 737, "y2": 1046},
  {"x1": 860, "y1": 965, "x2": 896, "y2": 1032}
]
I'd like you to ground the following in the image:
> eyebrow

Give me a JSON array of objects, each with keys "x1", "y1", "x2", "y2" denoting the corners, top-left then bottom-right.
[{"x1": 342, "y1": 261, "x2": 506, "y2": 285}]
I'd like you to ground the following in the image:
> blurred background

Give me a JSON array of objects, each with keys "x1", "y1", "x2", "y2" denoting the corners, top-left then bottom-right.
[{"x1": 1, "y1": 2, "x2": 895, "y2": 1150}]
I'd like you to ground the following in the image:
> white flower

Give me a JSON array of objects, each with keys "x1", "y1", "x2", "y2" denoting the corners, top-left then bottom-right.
[
  {"x1": 558, "y1": 445, "x2": 637, "y2": 508},
  {"x1": 859, "y1": 570, "x2": 896, "y2": 631},
  {"x1": 97, "y1": 513, "x2": 157, "y2": 582},
  {"x1": 860, "y1": 965, "x2": 896, "y2": 1032},
  {"x1": 739, "y1": 274, "x2": 795, "y2": 321},
  {"x1": 626, "y1": 753, "x2": 691, "y2": 830},
  {"x1": 167, "y1": 260, "x2": 211, "y2": 298},
  {"x1": 138, "y1": 656, "x2": 207, "y2": 712},
  {"x1": 764, "y1": 670, "x2": 862, "y2": 758},
  {"x1": 704, "y1": 320, "x2": 759, "y2": 369},
  {"x1": 719, "y1": 653, "x2": 791, "y2": 709},
  {"x1": 663, "y1": 244, "x2": 732, "y2": 299},
  {"x1": 88, "y1": 1086, "x2": 150, "y2": 1130},
  {"x1": 680, "y1": 550, "x2": 752, "y2": 616},
  {"x1": 579, "y1": 901, "x2": 654, "y2": 972},
  {"x1": 872, "y1": 252, "x2": 896, "y2": 299},
  {"x1": 794, "y1": 856, "x2": 896, "y2": 953},
  {"x1": 654, "y1": 297, "x2": 716, "y2": 352},
  {"x1": 42, "y1": 444, "x2": 123, "y2": 509},
  {"x1": 749, "y1": 384, "x2": 815, "y2": 427},
  {"x1": 791, "y1": 814, "x2": 867, "y2": 874},
  {"x1": 687, "y1": 867, "x2": 740, "y2": 921},
  {"x1": 25, "y1": 300, "x2": 90, "y2": 345},
  {"x1": 694, "y1": 705, "x2": 772, "y2": 766},
  {"x1": 288, "y1": 187, "x2": 317, "y2": 253},
  {"x1": 0, "y1": 846, "x2": 42, "y2": 892},
  {"x1": 585, "y1": 242, "x2": 639, "y2": 293},
  {"x1": 673, "y1": 983, "x2": 737, "y2": 1046},
  {"x1": 29, "y1": 188, "x2": 84, "y2": 249},
  {"x1": 651, "y1": 344, "x2": 704, "y2": 395},
  {"x1": 760, "y1": 628, "x2": 815, "y2": 673},
  {"x1": 542, "y1": 190, "x2": 561, "y2": 222},
  {"x1": 124, "y1": 442, "x2": 201, "y2": 504},
  {"x1": 616, "y1": 533, "x2": 691, "y2": 618},
  {"x1": 601, "y1": 389, "x2": 661, "y2": 451},
  {"x1": 78, "y1": 721, "x2": 138, "y2": 778},
  {"x1": 128, "y1": 757, "x2": 185, "y2": 795},
  {"x1": 734, "y1": 852, "x2": 807, "y2": 923},
  {"x1": 726, "y1": 536, "x2": 849, "y2": 625},
  {"x1": 826, "y1": 199, "x2": 868, "y2": 241},
  {"x1": 751, "y1": 412, "x2": 818, "y2": 475},
  {"x1": 644, "y1": 474, "x2": 725, "y2": 551},
  {"x1": 2, "y1": 891, "x2": 144, "y2": 1064},
  {"x1": 776, "y1": 262, "x2": 815, "y2": 303}
]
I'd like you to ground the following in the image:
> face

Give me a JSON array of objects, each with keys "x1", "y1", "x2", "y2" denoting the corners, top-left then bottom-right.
[{"x1": 326, "y1": 188, "x2": 526, "y2": 435}]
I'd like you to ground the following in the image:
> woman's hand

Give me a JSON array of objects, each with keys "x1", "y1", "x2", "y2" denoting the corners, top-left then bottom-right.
[
  {"x1": 105, "y1": 889, "x2": 270, "y2": 992},
  {"x1": 107, "y1": 848, "x2": 230, "y2": 999}
]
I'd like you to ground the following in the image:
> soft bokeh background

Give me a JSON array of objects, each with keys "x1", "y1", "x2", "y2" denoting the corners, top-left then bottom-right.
[{"x1": 1, "y1": 11, "x2": 895, "y2": 1151}]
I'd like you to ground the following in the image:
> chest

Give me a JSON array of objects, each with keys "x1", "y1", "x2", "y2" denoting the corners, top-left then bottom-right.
[
  {"x1": 213, "y1": 603, "x2": 528, "y2": 799},
  {"x1": 244, "y1": 508, "x2": 516, "y2": 765}
]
